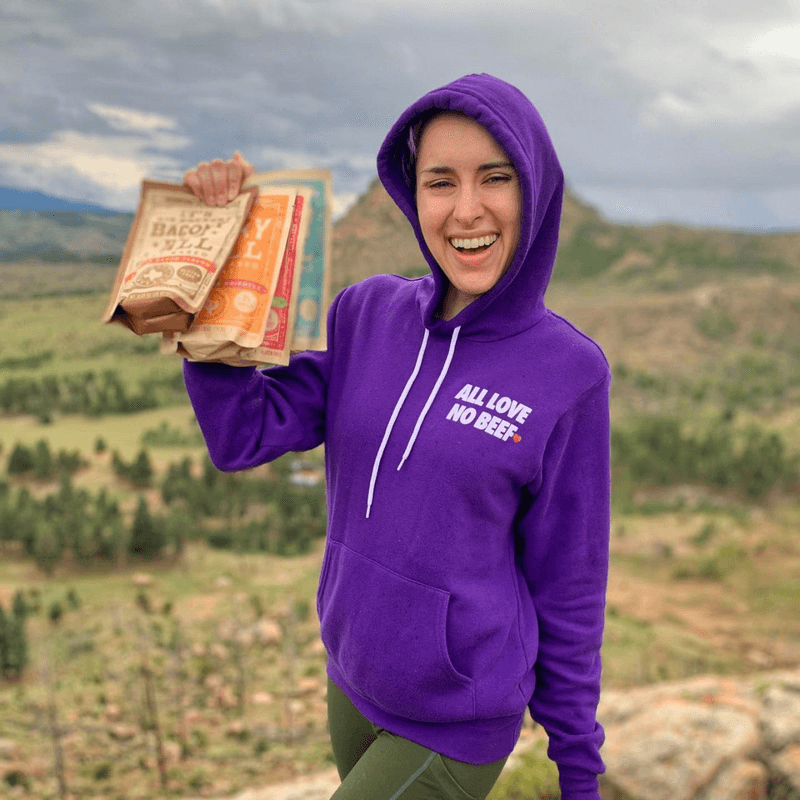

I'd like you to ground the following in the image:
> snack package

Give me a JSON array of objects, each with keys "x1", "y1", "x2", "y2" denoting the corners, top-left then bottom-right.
[
  {"x1": 243, "y1": 169, "x2": 332, "y2": 352},
  {"x1": 164, "y1": 187, "x2": 301, "y2": 362},
  {"x1": 102, "y1": 181, "x2": 258, "y2": 334},
  {"x1": 222, "y1": 187, "x2": 313, "y2": 366}
]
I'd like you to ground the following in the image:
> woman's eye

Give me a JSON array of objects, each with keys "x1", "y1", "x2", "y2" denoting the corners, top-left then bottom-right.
[
  {"x1": 429, "y1": 181, "x2": 452, "y2": 190},
  {"x1": 487, "y1": 174, "x2": 512, "y2": 184}
]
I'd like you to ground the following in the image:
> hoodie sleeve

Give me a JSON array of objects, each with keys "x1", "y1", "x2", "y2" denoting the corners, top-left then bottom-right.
[
  {"x1": 182, "y1": 289, "x2": 344, "y2": 471},
  {"x1": 519, "y1": 373, "x2": 611, "y2": 800}
]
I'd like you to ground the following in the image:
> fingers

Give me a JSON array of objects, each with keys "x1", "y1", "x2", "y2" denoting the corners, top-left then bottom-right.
[
  {"x1": 230, "y1": 152, "x2": 255, "y2": 199},
  {"x1": 182, "y1": 154, "x2": 255, "y2": 206},
  {"x1": 234, "y1": 151, "x2": 255, "y2": 183},
  {"x1": 209, "y1": 159, "x2": 229, "y2": 206}
]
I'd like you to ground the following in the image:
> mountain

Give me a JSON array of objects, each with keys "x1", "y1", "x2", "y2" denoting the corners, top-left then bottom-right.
[
  {"x1": 331, "y1": 179, "x2": 800, "y2": 292},
  {"x1": 0, "y1": 186, "x2": 123, "y2": 213}
]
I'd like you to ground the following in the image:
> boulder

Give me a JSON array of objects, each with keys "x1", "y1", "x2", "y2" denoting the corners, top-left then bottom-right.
[
  {"x1": 597, "y1": 669, "x2": 800, "y2": 800},
  {"x1": 600, "y1": 700, "x2": 760, "y2": 800},
  {"x1": 760, "y1": 684, "x2": 800, "y2": 751},
  {"x1": 0, "y1": 739, "x2": 18, "y2": 760},
  {"x1": 701, "y1": 759, "x2": 767, "y2": 800},
  {"x1": 772, "y1": 744, "x2": 800, "y2": 793}
]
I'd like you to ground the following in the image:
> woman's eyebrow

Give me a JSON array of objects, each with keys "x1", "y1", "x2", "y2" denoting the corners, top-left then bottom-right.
[{"x1": 420, "y1": 161, "x2": 515, "y2": 175}]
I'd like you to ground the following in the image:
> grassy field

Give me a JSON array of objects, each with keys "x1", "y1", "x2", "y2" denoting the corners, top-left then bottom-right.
[{"x1": 0, "y1": 280, "x2": 799, "y2": 798}]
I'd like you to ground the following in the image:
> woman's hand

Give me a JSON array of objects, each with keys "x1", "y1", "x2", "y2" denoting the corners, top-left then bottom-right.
[{"x1": 183, "y1": 152, "x2": 255, "y2": 206}]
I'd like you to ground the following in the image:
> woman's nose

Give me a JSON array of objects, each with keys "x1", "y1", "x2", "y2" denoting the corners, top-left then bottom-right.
[{"x1": 453, "y1": 186, "x2": 483, "y2": 226}]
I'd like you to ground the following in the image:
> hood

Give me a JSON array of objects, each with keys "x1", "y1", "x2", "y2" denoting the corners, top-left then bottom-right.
[{"x1": 377, "y1": 73, "x2": 564, "y2": 341}]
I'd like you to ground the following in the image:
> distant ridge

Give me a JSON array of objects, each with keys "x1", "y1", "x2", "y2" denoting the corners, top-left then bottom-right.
[
  {"x1": 0, "y1": 209, "x2": 133, "y2": 263},
  {"x1": 0, "y1": 186, "x2": 125, "y2": 214}
]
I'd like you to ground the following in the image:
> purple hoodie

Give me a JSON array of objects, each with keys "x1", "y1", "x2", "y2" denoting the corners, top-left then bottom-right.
[{"x1": 183, "y1": 74, "x2": 611, "y2": 799}]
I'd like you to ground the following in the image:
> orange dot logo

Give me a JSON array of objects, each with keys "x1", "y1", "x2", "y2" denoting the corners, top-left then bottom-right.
[{"x1": 513, "y1": 434, "x2": 522, "y2": 443}]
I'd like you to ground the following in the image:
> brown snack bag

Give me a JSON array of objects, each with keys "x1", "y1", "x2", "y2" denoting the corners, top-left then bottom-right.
[{"x1": 102, "y1": 180, "x2": 258, "y2": 334}]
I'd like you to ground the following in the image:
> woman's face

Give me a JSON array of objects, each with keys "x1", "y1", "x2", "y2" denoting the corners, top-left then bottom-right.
[{"x1": 415, "y1": 112, "x2": 521, "y2": 319}]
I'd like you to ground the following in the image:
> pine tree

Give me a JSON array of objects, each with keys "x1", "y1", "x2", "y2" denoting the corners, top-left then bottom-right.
[
  {"x1": 0, "y1": 594, "x2": 28, "y2": 679},
  {"x1": 33, "y1": 520, "x2": 64, "y2": 575},
  {"x1": 128, "y1": 497, "x2": 166, "y2": 559},
  {"x1": 12, "y1": 591, "x2": 26, "y2": 621},
  {"x1": 32, "y1": 439, "x2": 53, "y2": 480},
  {"x1": 7, "y1": 443, "x2": 34, "y2": 475},
  {"x1": 128, "y1": 450, "x2": 153, "y2": 489}
]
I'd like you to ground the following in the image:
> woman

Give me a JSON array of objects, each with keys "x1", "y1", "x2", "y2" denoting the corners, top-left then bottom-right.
[{"x1": 183, "y1": 73, "x2": 611, "y2": 800}]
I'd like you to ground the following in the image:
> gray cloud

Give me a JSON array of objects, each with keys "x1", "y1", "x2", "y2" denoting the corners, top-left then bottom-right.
[{"x1": 1, "y1": 0, "x2": 799, "y2": 228}]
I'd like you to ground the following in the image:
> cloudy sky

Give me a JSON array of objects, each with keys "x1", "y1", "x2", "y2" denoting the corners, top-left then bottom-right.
[{"x1": 2, "y1": 0, "x2": 800, "y2": 229}]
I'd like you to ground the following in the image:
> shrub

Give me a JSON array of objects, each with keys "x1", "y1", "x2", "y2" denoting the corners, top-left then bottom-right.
[
  {"x1": 0, "y1": 594, "x2": 29, "y2": 678},
  {"x1": 695, "y1": 310, "x2": 737, "y2": 340},
  {"x1": 128, "y1": 497, "x2": 166, "y2": 559},
  {"x1": 7, "y1": 443, "x2": 35, "y2": 475}
]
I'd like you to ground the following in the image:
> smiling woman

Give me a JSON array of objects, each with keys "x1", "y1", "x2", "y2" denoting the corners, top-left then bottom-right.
[
  {"x1": 181, "y1": 73, "x2": 612, "y2": 800},
  {"x1": 413, "y1": 111, "x2": 521, "y2": 319}
]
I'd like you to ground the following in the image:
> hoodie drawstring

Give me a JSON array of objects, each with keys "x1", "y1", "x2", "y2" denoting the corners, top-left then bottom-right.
[
  {"x1": 366, "y1": 328, "x2": 429, "y2": 519},
  {"x1": 365, "y1": 326, "x2": 461, "y2": 519},
  {"x1": 397, "y1": 326, "x2": 460, "y2": 470}
]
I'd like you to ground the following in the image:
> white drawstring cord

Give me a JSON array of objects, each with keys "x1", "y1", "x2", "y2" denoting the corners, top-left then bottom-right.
[
  {"x1": 365, "y1": 328, "x2": 429, "y2": 519},
  {"x1": 397, "y1": 326, "x2": 461, "y2": 471}
]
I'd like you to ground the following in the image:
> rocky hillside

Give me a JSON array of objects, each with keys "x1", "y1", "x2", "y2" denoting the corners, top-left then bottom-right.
[{"x1": 331, "y1": 178, "x2": 800, "y2": 292}]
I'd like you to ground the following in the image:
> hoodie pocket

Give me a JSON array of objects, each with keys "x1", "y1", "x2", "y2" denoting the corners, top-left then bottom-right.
[{"x1": 318, "y1": 540, "x2": 475, "y2": 723}]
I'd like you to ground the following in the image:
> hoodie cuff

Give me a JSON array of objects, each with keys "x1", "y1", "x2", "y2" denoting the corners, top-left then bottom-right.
[{"x1": 557, "y1": 765, "x2": 602, "y2": 800}]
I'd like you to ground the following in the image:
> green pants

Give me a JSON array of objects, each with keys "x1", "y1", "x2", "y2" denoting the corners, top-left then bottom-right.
[{"x1": 327, "y1": 676, "x2": 509, "y2": 800}]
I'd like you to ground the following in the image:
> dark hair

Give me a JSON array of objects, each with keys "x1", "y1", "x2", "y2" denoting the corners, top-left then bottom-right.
[{"x1": 401, "y1": 109, "x2": 472, "y2": 193}]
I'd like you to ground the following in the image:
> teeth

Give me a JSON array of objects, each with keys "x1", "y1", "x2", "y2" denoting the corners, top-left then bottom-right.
[{"x1": 450, "y1": 234, "x2": 499, "y2": 250}]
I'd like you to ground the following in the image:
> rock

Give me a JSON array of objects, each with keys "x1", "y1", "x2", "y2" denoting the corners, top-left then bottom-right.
[
  {"x1": 702, "y1": 759, "x2": 767, "y2": 800},
  {"x1": 600, "y1": 700, "x2": 760, "y2": 800},
  {"x1": 761, "y1": 684, "x2": 800, "y2": 750},
  {"x1": 103, "y1": 703, "x2": 122, "y2": 722},
  {"x1": 190, "y1": 642, "x2": 206, "y2": 657},
  {"x1": 132, "y1": 573, "x2": 152, "y2": 586},
  {"x1": 255, "y1": 619, "x2": 282, "y2": 645},
  {"x1": 204, "y1": 673, "x2": 223, "y2": 690},
  {"x1": 773, "y1": 744, "x2": 800, "y2": 792},
  {"x1": 306, "y1": 638, "x2": 326, "y2": 656},
  {"x1": 108, "y1": 724, "x2": 137, "y2": 741},
  {"x1": 235, "y1": 628, "x2": 256, "y2": 648},
  {"x1": 163, "y1": 740, "x2": 182, "y2": 764},
  {"x1": 0, "y1": 739, "x2": 18, "y2": 760},
  {"x1": 251, "y1": 691, "x2": 274, "y2": 705},
  {"x1": 226, "y1": 720, "x2": 248, "y2": 738},
  {"x1": 215, "y1": 576, "x2": 231, "y2": 588},
  {"x1": 209, "y1": 642, "x2": 228, "y2": 660},
  {"x1": 296, "y1": 677, "x2": 322, "y2": 695},
  {"x1": 219, "y1": 686, "x2": 238, "y2": 708}
]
